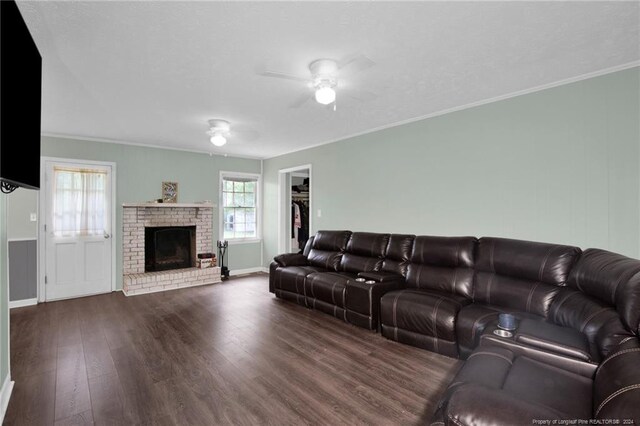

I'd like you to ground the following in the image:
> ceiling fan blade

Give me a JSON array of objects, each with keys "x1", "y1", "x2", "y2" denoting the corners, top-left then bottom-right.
[
  {"x1": 337, "y1": 54, "x2": 375, "y2": 75},
  {"x1": 258, "y1": 70, "x2": 309, "y2": 83},
  {"x1": 289, "y1": 93, "x2": 313, "y2": 109},
  {"x1": 342, "y1": 88, "x2": 378, "y2": 102},
  {"x1": 230, "y1": 127, "x2": 260, "y2": 142}
]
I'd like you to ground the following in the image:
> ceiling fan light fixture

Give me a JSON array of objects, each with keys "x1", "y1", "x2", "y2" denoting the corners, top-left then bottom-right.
[
  {"x1": 210, "y1": 134, "x2": 227, "y2": 146},
  {"x1": 207, "y1": 119, "x2": 230, "y2": 147},
  {"x1": 315, "y1": 86, "x2": 336, "y2": 105}
]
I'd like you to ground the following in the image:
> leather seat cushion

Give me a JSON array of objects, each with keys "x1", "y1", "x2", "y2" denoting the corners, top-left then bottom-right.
[
  {"x1": 275, "y1": 266, "x2": 327, "y2": 294},
  {"x1": 503, "y1": 356, "x2": 592, "y2": 418},
  {"x1": 442, "y1": 345, "x2": 592, "y2": 421},
  {"x1": 304, "y1": 272, "x2": 357, "y2": 308},
  {"x1": 380, "y1": 289, "x2": 470, "y2": 341},
  {"x1": 451, "y1": 345, "x2": 515, "y2": 389}
]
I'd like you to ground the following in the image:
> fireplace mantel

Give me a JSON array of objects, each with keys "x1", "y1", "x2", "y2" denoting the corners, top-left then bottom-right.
[{"x1": 122, "y1": 202, "x2": 216, "y2": 208}]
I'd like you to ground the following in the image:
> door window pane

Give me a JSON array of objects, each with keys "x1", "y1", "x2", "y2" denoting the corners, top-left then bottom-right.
[{"x1": 53, "y1": 167, "x2": 108, "y2": 237}]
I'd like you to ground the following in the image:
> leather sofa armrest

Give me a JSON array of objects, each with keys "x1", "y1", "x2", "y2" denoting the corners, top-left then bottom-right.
[
  {"x1": 442, "y1": 383, "x2": 568, "y2": 426},
  {"x1": 350, "y1": 280, "x2": 406, "y2": 294},
  {"x1": 273, "y1": 253, "x2": 309, "y2": 267},
  {"x1": 345, "y1": 280, "x2": 406, "y2": 328},
  {"x1": 515, "y1": 333, "x2": 592, "y2": 362},
  {"x1": 357, "y1": 271, "x2": 404, "y2": 283},
  {"x1": 480, "y1": 333, "x2": 597, "y2": 378},
  {"x1": 514, "y1": 319, "x2": 593, "y2": 362}
]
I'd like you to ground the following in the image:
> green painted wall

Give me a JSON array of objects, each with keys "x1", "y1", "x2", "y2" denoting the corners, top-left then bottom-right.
[
  {"x1": 263, "y1": 68, "x2": 640, "y2": 264},
  {"x1": 42, "y1": 136, "x2": 263, "y2": 289},
  {"x1": 0, "y1": 194, "x2": 9, "y2": 385}
]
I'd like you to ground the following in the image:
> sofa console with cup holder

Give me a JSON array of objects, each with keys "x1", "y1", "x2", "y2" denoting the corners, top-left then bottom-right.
[{"x1": 269, "y1": 230, "x2": 640, "y2": 424}]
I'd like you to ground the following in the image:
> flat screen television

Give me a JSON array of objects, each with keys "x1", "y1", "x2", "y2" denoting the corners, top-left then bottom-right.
[{"x1": 0, "y1": 0, "x2": 42, "y2": 192}]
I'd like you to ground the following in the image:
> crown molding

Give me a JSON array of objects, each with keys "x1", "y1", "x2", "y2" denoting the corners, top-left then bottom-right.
[
  {"x1": 266, "y1": 61, "x2": 640, "y2": 160},
  {"x1": 40, "y1": 133, "x2": 263, "y2": 161}
]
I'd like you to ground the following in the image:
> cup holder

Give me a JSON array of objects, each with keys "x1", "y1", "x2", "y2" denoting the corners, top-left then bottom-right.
[{"x1": 493, "y1": 329, "x2": 514, "y2": 338}]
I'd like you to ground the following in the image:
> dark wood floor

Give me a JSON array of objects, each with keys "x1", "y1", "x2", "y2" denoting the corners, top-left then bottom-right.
[{"x1": 4, "y1": 274, "x2": 461, "y2": 425}]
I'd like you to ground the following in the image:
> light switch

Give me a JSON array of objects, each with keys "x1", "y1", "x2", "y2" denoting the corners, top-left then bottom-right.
[
  {"x1": 30, "y1": 213, "x2": 37, "y2": 222},
  {"x1": 317, "y1": 209, "x2": 322, "y2": 218}
]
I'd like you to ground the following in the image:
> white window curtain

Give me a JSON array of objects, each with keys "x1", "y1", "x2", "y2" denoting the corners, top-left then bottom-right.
[{"x1": 53, "y1": 167, "x2": 108, "y2": 237}]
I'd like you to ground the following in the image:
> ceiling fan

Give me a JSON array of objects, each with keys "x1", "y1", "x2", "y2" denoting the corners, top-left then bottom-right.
[
  {"x1": 258, "y1": 54, "x2": 378, "y2": 109},
  {"x1": 206, "y1": 119, "x2": 258, "y2": 147}
]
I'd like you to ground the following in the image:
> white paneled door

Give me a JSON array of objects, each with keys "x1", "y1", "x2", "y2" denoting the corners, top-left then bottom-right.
[{"x1": 44, "y1": 160, "x2": 114, "y2": 301}]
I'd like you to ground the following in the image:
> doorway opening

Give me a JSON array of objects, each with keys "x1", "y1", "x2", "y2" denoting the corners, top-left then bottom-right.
[{"x1": 278, "y1": 165, "x2": 312, "y2": 254}]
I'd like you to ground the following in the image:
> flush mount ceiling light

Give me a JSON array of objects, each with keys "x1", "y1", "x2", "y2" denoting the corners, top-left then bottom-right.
[{"x1": 206, "y1": 119, "x2": 230, "y2": 147}]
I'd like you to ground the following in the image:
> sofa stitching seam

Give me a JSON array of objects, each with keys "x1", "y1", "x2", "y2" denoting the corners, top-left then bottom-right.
[
  {"x1": 467, "y1": 351, "x2": 513, "y2": 365},
  {"x1": 526, "y1": 282, "x2": 540, "y2": 313},
  {"x1": 595, "y1": 384, "x2": 640, "y2": 417},
  {"x1": 539, "y1": 246, "x2": 556, "y2": 282},
  {"x1": 580, "y1": 307, "x2": 609, "y2": 332},
  {"x1": 597, "y1": 348, "x2": 640, "y2": 371},
  {"x1": 432, "y1": 297, "x2": 445, "y2": 353}
]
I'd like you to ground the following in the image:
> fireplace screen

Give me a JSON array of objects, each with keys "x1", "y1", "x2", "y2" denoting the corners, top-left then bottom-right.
[{"x1": 145, "y1": 226, "x2": 195, "y2": 272}]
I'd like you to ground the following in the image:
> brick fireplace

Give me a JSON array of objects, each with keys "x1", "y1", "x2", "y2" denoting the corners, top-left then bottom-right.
[{"x1": 122, "y1": 203, "x2": 221, "y2": 295}]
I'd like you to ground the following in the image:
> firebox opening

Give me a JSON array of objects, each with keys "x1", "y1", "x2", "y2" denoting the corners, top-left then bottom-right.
[{"x1": 145, "y1": 226, "x2": 196, "y2": 272}]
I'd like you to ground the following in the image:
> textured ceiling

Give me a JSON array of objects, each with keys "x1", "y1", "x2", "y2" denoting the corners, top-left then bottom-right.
[{"x1": 18, "y1": 1, "x2": 640, "y2": 159}]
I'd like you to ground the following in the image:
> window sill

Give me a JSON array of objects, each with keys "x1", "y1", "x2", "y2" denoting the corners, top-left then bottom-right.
[{"x1": 226, "y1": 238, "x2": 262, "y2": 246}]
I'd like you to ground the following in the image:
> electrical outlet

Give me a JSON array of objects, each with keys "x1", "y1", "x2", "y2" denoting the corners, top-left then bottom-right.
[
  {"x1": 317, "y1": 209, "x2": 322, "y2": 218},
  {"x1": 30, "y1": 213, "x2": 37, "y2": 222}
]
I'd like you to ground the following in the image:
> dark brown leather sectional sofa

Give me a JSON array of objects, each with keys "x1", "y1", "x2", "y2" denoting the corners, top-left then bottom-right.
[{"x1": 269, "y1": 230, "x2": 640, "y2": 424}]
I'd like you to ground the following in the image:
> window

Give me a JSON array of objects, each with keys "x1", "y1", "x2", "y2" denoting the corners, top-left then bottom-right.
[
  {"x1": 52, "y1": 167, "x2": 108, "y2": 237},
  {"x1": 220, "y1": 172, "x2": 260, "y2": 241}
]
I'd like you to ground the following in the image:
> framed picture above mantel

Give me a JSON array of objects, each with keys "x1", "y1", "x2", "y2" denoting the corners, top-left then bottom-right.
[{"x1": 162, "y1": 181, "x2": 178, "y2": 203}]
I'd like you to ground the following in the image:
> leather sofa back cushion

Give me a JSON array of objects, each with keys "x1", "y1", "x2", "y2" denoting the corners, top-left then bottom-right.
[
  {"x1": 407, "y1": 265, "x2": 474, "y2": 299},
  {"x1": 410, "y1": 236, "x2": 476, "y2": 268},
  {"x1": 382, "y1": 234, "x2": 415, "y2": 276},
  {"x1": 340, "y1": 254, "x2": 382, "y2": 274},
  {"x1": 476, "y1": 237, "x2": 581, "y2": 285},
  {"x1": 311, "y1": 230, "x2": 351, "y2": 252},
  {"x1": 568, "y1": 248, "x2": 640, "y2": 333},
  {"x1": 302, "y1": 236, "x2": 315, "y2": 256},
  {"x1": 593, "y1": 338, "x2": 640, "y2": 420},
  {"x1": 549, "y1": 287, "x2": 633, "y2": 358},
  {"x1": 306, "y1": 231, "x2": 350, "y2": 271},
  {"x1": 474, "y1": 272, "x2": 560, "y2": 317},
  {"x1": 405, "y1": 236, "x2": 476, "y2": 297},
  {"x1": 307, "y1": 249, "x2": 342, "y2": 271},
  {"x1": 345, "y1": 232, "x2": 390, "y2": 257}
]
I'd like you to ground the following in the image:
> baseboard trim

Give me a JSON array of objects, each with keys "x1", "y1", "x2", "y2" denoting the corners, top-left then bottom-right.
[
  {"x1": 9, "y1": 298, "x2": 38, "y2": 309},
  {"x1": 0, "y1": 374, "x2": 14, "y2": 423},
  {"x1": 231, "y1": 267, "x2": 268, "y2": 276}
]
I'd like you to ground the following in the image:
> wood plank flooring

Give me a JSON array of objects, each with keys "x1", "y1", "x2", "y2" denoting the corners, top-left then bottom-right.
[{"x1": 5, "y1": 274, "x2": 461, "y2": 425}]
